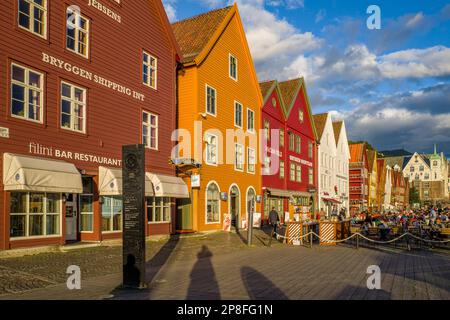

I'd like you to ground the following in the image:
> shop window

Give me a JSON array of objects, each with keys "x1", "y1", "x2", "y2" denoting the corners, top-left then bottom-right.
[
  {"x1": 10, "y1": 192, "x2": 61, "y2": 238},
  {"x1": 143, "y1": 51, "x2": 157, "y2": 89},
  {"x1": 206, "y1": 182, "x2": 220, "y2": 224},
  {"x1": 247, "y1": 147, "x2": 256, "y2": 173},
  {"x1": 247, "y1": 108, "x2": 255, "y2": 133},
  {"x1": 11, "y1": 63, "x2": 43, "y2": 123},
  {"x1": 66, "y1": 7, "x2": 89, "y2": 58},
  {"x1": 206, "y1": 85, "x2": 217, "y2": 116},
  {"x1": 147, "y1": 197, "x2": 172, "y2": 223},
  {"x1": 61, "y1": 82, "x2": 86, "y2": 133},
  {"x1": 235, "y1": 143, "x2": 244, "y2": 171},
  {"x1": 18, "y1": 0, "x2": 47, "y2": 38},
  {"x1": 143, "y1": 111, "x2": 158, "y2": 150},
  {"x1": 101, "y1": 196, "x2": 122, "y2": 232},
  {"x1": 229, "y1": 54, "x2": 238, "y2": 81},
  {"x1": 234, "y1": 101, "x2": 242, "y2": 128}
]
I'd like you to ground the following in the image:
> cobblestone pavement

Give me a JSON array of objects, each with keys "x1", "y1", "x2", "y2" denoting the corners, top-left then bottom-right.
[{"x1": 0, "y1": 228, "x2": 449, "y2": 300}]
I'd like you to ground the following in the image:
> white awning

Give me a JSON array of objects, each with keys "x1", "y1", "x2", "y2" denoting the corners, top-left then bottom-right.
[
  {"x1": 3, "y1": 153, "x2": 83, "y2": 193},
  {"x1": 146, "y1": 173, "x2": 190, "y2": 199},
  {"x1": 98, "y1": 167, "x2": 154, "y2": 196},
  {"x1": 267, "y1": 188, "x2": 291, "y2": 198}
]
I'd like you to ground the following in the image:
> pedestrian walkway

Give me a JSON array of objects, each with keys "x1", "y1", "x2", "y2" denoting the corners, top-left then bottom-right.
[{"x1": 0, "y1": 228, "x2": 448, "y2": 300}]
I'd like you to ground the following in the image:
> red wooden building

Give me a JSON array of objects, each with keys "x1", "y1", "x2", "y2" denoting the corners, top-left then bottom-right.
[
  {"x1": 0, "y1": 0, "x2": 187, "y2": 250},
  {"x1": 260, "y1": 78, "x2": 318, "y2": 222},
  {"x1": 349, "y1": 143, "x2": 369, "y2": 215}
]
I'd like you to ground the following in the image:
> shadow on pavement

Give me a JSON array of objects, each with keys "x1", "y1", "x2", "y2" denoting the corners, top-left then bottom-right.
[
  {"x1": 186, "y1": 245, "x2": 221, "y2": 300},
  {"x1": 335, "y1": 285, "x2": 392, "y2": 300},
  {"x1": 108, "y1": 234, "x2": 181, "y2": 299},
  {"x1": 241, "y1": 266, "x2": 289, "y2": 300}
]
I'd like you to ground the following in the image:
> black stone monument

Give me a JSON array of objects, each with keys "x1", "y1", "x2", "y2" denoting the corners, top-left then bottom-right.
[{"x1": 122, "y1": 145, "x2": 146, "y2": 289}]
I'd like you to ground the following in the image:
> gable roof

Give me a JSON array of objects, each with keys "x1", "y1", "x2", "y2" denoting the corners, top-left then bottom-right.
[
  {"x1": 332, "y1": 121, "x2": 343, "y2": 146},
  {"x1": 379, "y1": 149, "x2": 413, "y2": 158},
  {"x1": 367, "y1": 149, "x2": 376, "y2": 172},
  {"x1": 171, "y1": 6, "x2": 233, "y2": 64},
  {"x1": 349, "y1": 143, "x2": 365, "y2": 163},
  {"x1": 259, "y1": 80, "x2": 277, "y2": 102},
  {"x1": 279, "y1": 79, "x2": 300, "y2": 109},
  {"x1": 312, "y1": 113, "x2": 328, "y2": 142}
]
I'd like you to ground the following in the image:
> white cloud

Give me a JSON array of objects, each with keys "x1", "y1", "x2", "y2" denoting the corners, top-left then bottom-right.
[{"x1": 162, "y1": 0, "x2": 177, "y2": 22}]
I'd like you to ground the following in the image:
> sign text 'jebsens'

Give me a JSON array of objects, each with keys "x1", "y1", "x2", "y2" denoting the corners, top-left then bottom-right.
[{"x1": 42, "y1": 52, "x2": 145, "y2": 102}]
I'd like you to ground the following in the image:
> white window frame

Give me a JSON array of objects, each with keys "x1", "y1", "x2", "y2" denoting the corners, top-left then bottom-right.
[
  {"x1": 229, "y1": 53, "x2": 238, "y2": 81},
  {"x1": 309, "y1": 168, "x2": 314, "y2": 185},
  {"x1": 235, "y1": 143, "x2": 244, "y2": 172},
  {"x1": 142, "y1": 111, "x2": 159, "y2": 150},
  {"x1": 205, "y1": 84, "x2": 217, "y2": 117},
  {"x1": 299, "y1": 109, "x2": 304, "y2": 123},
  {"x1": 247, "y1": 108, "x2": 255, "y2": 133},
  {"x1": 60, "y1": 81, "x2": 87, "y2": 133},
  {"x1": 79, "y1": 194, "x2": 94, "y2": 233},
  {"x1": 205, "y1": 181, "x2": 221, "y2": 225},
  {"x1": 17, "y1": 0, "x2": 48, "y2": 39},
  {"x1": 205, "y1": 133, "x2": 218, "y2": 166},
  {"x1": 9, "y1": 192, "x2": 62, "y2": 240},
  {"x1": 147, "y1": 197, "x2": 172, "y2": 224},
  {"x1": 247, "y1": 147, "x2": 256, "y2": 174},
  {"x1": 234, "y1": 101, "x2": 243, "y2": 128},
  {"x1": 296, "y1": 135, "x2": 301, "y2": 154},
  {"x1": 11, "y1": 63, "x2": 44, "y2": 123},
  {"x1": 290, "y1": 163, "x2": 296, "y2": 182},
  {"x1": 296, "y1": 165, "x2": 302, "y2": 183},
  {"x1": 143, "y1": 51, "x2": 158, "y2": 90},
  {"x1": 66, "y1": 7, "x2": 90, "y2": 58},
  {"x1": 280, "y1": 161, "x2": 285, "y2": 179}
]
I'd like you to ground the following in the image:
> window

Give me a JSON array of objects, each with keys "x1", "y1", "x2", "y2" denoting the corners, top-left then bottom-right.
[
  {"x1": 10, "y1": 192, "x2": 60, "y2": 238},
  {"x1": 206, "y1": 182, "x2": 220, "y2": 224},
  {"x1": 289, "y1": 132, "x2": 295, "y2": 151},
  {"x1": 290, "y1": 163, "x2": 296, "y2": 182},
  {"x1": 147, "y1": 197, "x2": 171, "y2": 223},
  {"x1": 419, "y1": 166, "x2": 424, "y2": 172},
  {"x1": 433, "y1": 161, "x2": 438, "y2": 166},
  {"x1": 80, "y1": 177, "x2": 94, "y2": 232},
  {"x1": 66, "y1": 7, "x2": 89, "y2": 58},
  {"x1": 206, "y1": 85, "x2": 217, "y2": 116},
  {"x1": 280, "y1": 161, "x2": 285, "y2": 179},
  {"x1": 229, "y1": 54, "x2": 238, "y2": 81},
  {"x1": 280, "y1": 129, "x2": 285, "y2": 148},
  {"x1": 235, "y1": 144, "x2": 244, "y2": 171},
  {"x1": 264, "y1": 120, "x2": 270, "y2": 141},
  {"x1": 247, "y1": 188, "x2": 256, "y2": 215},
  {"x1": 80, "y1": 195, "x2": 93, "y2": 232},
  {"x1": 234, "y1": 102, "x2": 242, "y2": 128},
  {"x1": 263, "y1": 156, "x2": 270, "y2": 175},
  {"x1": 308, "y1": 141, "x2": 313, "y2": 159},
  {"x1": 18, "y1": 0, "x2": 47, "y2": 38},
  {"x1": 295, "y1": 135, "x2": 301, "y2": 154},
  {"x1": 424, "y1": 174, "x2": 430, "y2": 180},
  {"x1": 410, "y1": 167, "x2": 415, "y2": 172},
  {"x1": 296, "y1": 165, "x2": 302, "y2": 182},
  {"x1": 143, "y1": 111, "x2": 158, "y2": 150},
  {"x1": 247, "y1": 109, "x2": 255, "y2": 133},
  {"x1": 61, "y1": 82, "x2": 86, "y2": 133},
  {"x1": 11, "y1": 64, "x2": 43, "y2": 123},
  {"x1": 205, "y1": 133, "x2": 218, "y2": 165},
  {"x1": 247, "y1": 148, "x2": 256, "y2": 173},
  {"x1": 309, "y1": 168, "x2": 314, "y2": 185},
  {"x1": 299, "y1": 110, "x2": 304, "y2": 123},
  {"x1": 143, "y1": 52, "x2": 157, "y2": 89},
  {"x1": 101, "y1": 196, "x2": 122, "y2": 232}
]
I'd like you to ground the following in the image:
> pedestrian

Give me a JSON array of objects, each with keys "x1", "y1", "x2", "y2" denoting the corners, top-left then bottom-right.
[{"x1": 269, "y1": 207, "x2": 280, "y2": 238}]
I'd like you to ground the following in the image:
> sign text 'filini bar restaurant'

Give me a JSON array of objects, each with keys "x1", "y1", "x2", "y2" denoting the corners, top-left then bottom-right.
[{"x1": 0, "y1": 0, "x2": 189, "y2": 250}]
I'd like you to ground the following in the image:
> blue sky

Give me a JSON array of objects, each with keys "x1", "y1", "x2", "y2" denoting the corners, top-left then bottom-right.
[{"x1": 163, "y1": 0, "x2": 450, "y2": 156}]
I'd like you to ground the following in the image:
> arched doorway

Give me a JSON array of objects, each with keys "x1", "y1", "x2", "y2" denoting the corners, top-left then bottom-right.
[
  {"x1": 246, "y1": 187, "x2": 256, "y2": 226},
  {"x1": 229, "y1": 185, "x2": 240, "y2": 228}
]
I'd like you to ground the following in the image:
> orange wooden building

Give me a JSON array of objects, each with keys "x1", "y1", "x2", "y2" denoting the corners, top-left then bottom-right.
[{"x1": 171, "y1": 4, "x2": 263, "y2": 232}]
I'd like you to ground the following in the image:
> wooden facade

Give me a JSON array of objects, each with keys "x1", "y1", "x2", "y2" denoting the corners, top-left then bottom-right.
[{"x1": 0, "y1": 0, "x2": 181, "y2": 249}]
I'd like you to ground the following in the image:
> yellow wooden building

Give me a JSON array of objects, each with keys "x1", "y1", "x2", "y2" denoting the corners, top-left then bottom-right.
[{"x1": 172, "y1": 4, "x2": 263, "y2": 232}]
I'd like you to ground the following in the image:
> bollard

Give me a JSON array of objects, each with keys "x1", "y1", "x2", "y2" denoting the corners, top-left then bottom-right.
[
  {"x1": 356, "y1": 234, "x2": 359, "y2": 250},
  {"x1": 310, "y1": 232, "x2": 313, "y2": 249},
  {"x1": 268, "y1": 228, "x2": 273, "y2": 247}
]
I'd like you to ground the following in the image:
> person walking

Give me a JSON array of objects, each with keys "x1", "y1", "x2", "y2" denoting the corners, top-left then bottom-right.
[{"x1": 269, "y1": 207, "x2": 280, "y2": 238}]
